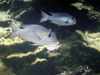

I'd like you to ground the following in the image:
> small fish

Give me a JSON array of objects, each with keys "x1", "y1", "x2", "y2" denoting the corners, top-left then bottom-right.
[
  {"x1": 40, "y1": 11, "x2": 77, "y2": 26},
  {"x1": 9, "y1": 22, "x2": 60, "y2": 51}
]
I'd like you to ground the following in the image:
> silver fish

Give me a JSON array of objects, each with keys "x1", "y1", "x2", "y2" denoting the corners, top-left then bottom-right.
[
  {"x1": 9, "y1": 22, "x2": 60, "y2": 51},
  {"x1": 40, "y1": 11, "x2": 77, "y2": 26}
]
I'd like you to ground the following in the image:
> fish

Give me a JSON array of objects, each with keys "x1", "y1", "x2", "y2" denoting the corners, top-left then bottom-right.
[
  {"x1": 9, "y1": 22, "x2": 60, "y2": 51},
  {"x1": 40, "y1": 11, "x2": 77, "y2": 26}
]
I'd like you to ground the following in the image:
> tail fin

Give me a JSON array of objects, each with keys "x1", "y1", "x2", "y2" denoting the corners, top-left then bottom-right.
[
  {"x1": 40, "y1": 11, "x2": 49, "y2": 23},
  {"x1": 8, "y1": 22, "x2": 19, "y2": 38}
]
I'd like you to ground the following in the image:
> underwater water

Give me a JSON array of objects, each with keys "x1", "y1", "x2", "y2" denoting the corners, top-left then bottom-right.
[{"x1": 0, "y1": 0, "x2": 100, "y2": 75}]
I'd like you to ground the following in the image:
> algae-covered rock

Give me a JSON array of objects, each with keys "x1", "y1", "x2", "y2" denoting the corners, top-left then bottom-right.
[
  {"x1": 0, "y1": 0, "x2": 6, "y2": 5},
  {"x1": 71, "y1": 2, "x2": 100, "y2": 23},
  {"x1": 22, "y1": 0, "x2": 32, "y2": 2},
  {"x1": 88, "y1": 10, "x2": 100, "y2": 23},
  {"x1": 0, "y1": 26, "x2": 24, "y2": 46},
  {"x1": 0, "y1": 10, "x2": 11, "y2": 22},
  {"x1": 0, "y1": 0, "x2": 100, "y2": 75},
  {"x1": 56, "y1": 66, "x2": 92, "y2": 75},
  {"x1": 0, "y1": 59, "x2": 15, "y2": 75},
  {"x1": 0, "y1": 10, "x2": 29, "y2": 22},
  {"x1": 6, "y1": 46, "x2": 46, "y2": 59},
  {"x1": 76, "y1": 30, "x2": 100, "y2": 51},
  {"x1": 71, "y1": 2, "x2": 94, "y2": 10},
  {"x1": 31, "y1": 58, "x2": 47, "y2": 65}
]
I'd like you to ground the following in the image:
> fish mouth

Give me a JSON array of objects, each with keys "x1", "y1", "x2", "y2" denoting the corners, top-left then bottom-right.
[{"x1": 45, "y1": 43, "x2": 61, "y2": 51}]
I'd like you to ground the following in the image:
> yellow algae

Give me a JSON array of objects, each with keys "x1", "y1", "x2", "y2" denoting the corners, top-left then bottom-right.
[
  {"x1": 31, "y1": 58, "x2": 47, "y2": 65},
  {"x1": 88, "y1": 10, "x2": 100, "y2": 22},
  {"x1": 0, "y1": 8, "x2": 31, "y2": 21},
  {"x1": 15, "y1": 10, "x2": 27, "y2": 19},
  {"x1": 0, "y1": 37, "x2": 24, "y2": 46},
  {"x1": 0, "y1": 11, "x2": 11, "y2": 21},
  {"x1": 23, "y1": 0, "x2": 32, "y2": 2},
  {"x1": 0, "y1": 38, "x2": 13, "y2": 46},
  {"x1": 33, "y1": 46, "x2": 46, "y2": 54},
  {"x1": 6, "y1": 45, "x2": 61, "y2": 59},
  {"x1": 76, "y1": 30, "x2": 100, "y2": 51},
  {"x1": 10, "y1": 20, "x2": 23, "y2": 27},
  {"x1": 0, "y1": 0, "x2": 6, "y2": 4},
  {"x1": 71, "y1": 2, "x2": 83, "y2": 10},
  {"x1": 7, "y1": 52, "x2": 33, "y2": 59},
  {"x1": 71, "y1": 2, "x2": 94, "y2": 10},
  {"x1": 12, "y1": 37, "x2": 24, "y2": 43},
  {"x1": 0, "y1": 27, "x2": 11, "y2": 33},
  {"x1": 0, "y1": 27, "x2": 24, "y2": 46},
  {"x1": 7, "y1": 46, "x2": 46, "y2": 59},
  {"x1": 0, "y1": 59, "x2": 6, "y2": 70},
  {"x1": 48, "y1": 52, "x2": 61, "y2": 57},
  {"x1": 0, "y1": 59, "x2": 15, "y2": 75}
]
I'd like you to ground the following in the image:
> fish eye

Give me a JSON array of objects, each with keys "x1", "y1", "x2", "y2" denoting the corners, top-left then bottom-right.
[
  {"x1": 48, "y1": 33, "x2": 51, "y2": 37},
  {"x1": 65, "y1": 21, "x2": 68, "y2": 23}
]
